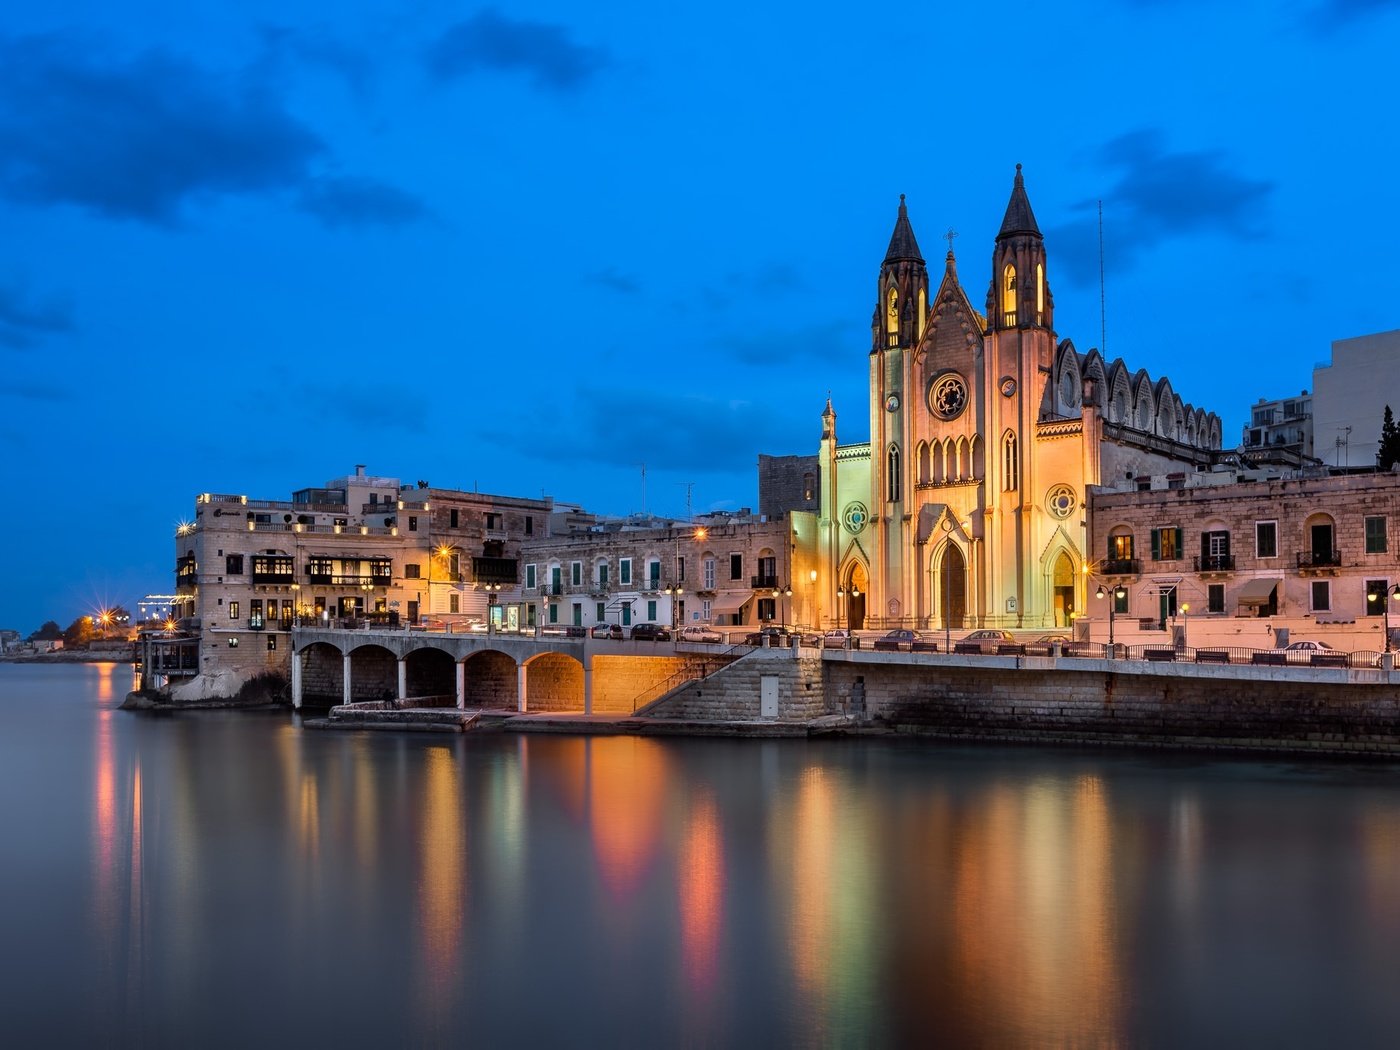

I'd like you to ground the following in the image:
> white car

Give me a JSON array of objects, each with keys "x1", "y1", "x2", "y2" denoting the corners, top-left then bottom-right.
[
  {"x1": 1278, "y1": 640, "x2": 1335, "y2": 653},
  {"x1": 678, "y1": 624, "x2": 722, "y2": 643},
  {"x1": 822, "y1": 628, "x2": 851, "y2": 649}
]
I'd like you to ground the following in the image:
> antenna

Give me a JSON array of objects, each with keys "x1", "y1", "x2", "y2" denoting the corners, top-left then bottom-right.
[
  {"x1": 678, "y1": 481, "x2": 694, "y2": 521},
  {"x1": 1098, "y1": 199, "x2": 1106, "y2": 355},
  {"x1": 640, "y1": 463, "x2": 647, "y2": 515}
]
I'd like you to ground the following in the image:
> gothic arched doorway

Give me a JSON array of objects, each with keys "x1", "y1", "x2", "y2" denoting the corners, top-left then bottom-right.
[
  {"x1": 1052, "y1": 551, "x2": 1076, "y2": 627},
  {"x1": 938, "y1": 544, "x2": 966, "y2": 630},
  {"x1": 842, "y1": 563, "x2": 869, "y2": 630}
]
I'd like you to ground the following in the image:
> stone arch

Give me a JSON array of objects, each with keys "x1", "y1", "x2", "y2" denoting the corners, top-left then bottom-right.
[
  {"x1": 524, "y1": 651, "x2": 585, "y2": 713},
  {"x1": 1048, "y1": 548, "x2": 1078, "y2": 628},
  {"x1": 840, "y1": 560, "x2": 869, "y2": 630},
  {"x1": 955, "y1": 437, "x2": 969, "y2": 480},
  {"x1": 346, "y1": 642, "x2": 397, "y2": 702},
  {"x1": 1133, "y1": 371, "x2": 1155, "y2": 432},
  {"x1": 298, "y1": 640, "x2": 344, "y2": 707},
  {"x1": 463, "y1": 649, "x2": 518, "y2": 710},
  {"x1": 1105, "y1": 360, "x2": 1131, "y2": 424},
  {"x1": 933, "y1": 540, "x2": 966, "y2": 631},
  {"x1": 916, "y1": 440, "x2": 930, "y2": 484},
  {"x1": 404, "y1": 645, "x2": 456, "y2": 700},
  {"x1": 970, "y1": 434, "x2": 984, "y2": 479},
  {"x1": 1056, "y1": 346, "x2": 1082, "y2": 415}
]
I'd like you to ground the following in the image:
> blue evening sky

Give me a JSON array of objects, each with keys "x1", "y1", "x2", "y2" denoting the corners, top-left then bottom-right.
[{"x1": 3, "y1": 0, "x2": 1397, "y2": 633}]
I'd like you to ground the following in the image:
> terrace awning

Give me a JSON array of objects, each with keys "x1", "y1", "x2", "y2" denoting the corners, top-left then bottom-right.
[
  {"x1": 1237, "y1": 578, "x2": 1281, "y2": 606},
  {"x1": 710, "y1": 592, "x2": 752, "y2": 616}
]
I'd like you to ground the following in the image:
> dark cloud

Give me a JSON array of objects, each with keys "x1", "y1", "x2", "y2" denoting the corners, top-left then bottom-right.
[
  {"x1": 0, "y1": 34, "x2": 325, "y2": 225},
  {"x1": 586, "y1": 268, "x2": 642, "y2": 295},
  {"x1": 719, "y1": 320, "x2": 855, "y2": 367},
  {"x1": 0, "y1": 284, "x2": 74, "y2": 349},
  {"x1": 299, "y1": 176, "x2": 430, "y2": 229},
  {"x1": 425, "y1": 9, "x2": 610, "y2": 92},
  {"x1": 1307, "y1": 0, "x2": 1400, "y2": 29},
  {"x1": 1048, "y1": 130, "x2": 1273, "y2": 285}
]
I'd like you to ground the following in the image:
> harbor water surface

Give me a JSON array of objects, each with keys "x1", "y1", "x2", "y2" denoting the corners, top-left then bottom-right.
[{"x1": 4, "y1": 662, "x2": 1400, "y2": 1047}]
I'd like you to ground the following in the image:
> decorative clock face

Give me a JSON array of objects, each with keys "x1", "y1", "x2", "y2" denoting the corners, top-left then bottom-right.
[
  {"x1": 885, "y1": 393, "x2": 900, "y2": 412},
  {"x1": 1000, "y1": 376, "x2": 1017, "y2": 398},
  {"x1": 929, "y1": 373, "x2": 968, "y2": 420},
  {"x1": 1046, "y1": 484, "x2": 1077, "y2": 519}
]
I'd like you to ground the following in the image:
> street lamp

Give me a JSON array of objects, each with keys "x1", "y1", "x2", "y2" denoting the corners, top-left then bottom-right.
[
  {"x1": 1367, "y1": 584, "x2": 1400, "y2": 652},
  {"x1": 482, "y1": 582, "x2": 502, "y2": 634},
  {"x1": 1096, "y1": 583, "x2": 1127, "y2": 655},
  {"x1": 771, "y1": 583, "x2": 792, "y2": 629},
  {"x1": 664, "y1": 582, "x2": 683, "y2": 632}
]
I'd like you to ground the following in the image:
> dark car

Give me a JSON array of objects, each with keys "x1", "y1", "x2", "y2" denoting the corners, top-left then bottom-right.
[
  {"x1": 746, "y1": 625, "x2": 791, "y2": 646},
  {"x1": 874, "y1": 628, "x2": 918, "y2": 651},
  {"x1": 590, "y1": 622, "x2": 623, "y2": 640},
  {"x1": 629, "y1": 623, "x2": 671, "y2": 641}
]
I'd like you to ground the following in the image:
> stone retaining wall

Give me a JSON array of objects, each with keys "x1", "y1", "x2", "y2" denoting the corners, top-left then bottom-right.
[{"x1": 646, "y1": 650, "x2": 831, "y2": 721}]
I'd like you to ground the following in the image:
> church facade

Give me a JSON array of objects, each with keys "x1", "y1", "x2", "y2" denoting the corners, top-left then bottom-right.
[{"x1": 814, "y1": 167, "x2": 1224, "y2": 631}]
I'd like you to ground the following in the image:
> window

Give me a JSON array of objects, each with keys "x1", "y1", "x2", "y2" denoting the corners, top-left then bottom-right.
[
  {"x1": 758, "y1": 597, "x2": 776, "y2": 621},
  {"x1": 526, "y1": 604, "x2": 536, "y2": 628},
  {"x1": 1208, "y1": 584, "x2": 1225, "y2": 613},
  {"x1": 596, "y1": 602, "x2": 605, "y2": 621},
  {"x1": 621, "y1": 603, "x2": 632, "y2": 627},
  {"x1": 647, "y1": 560, "x2": 660, "y2": 586},
  {"x1": 1002, "y1": 432, "x2": 1018, "y2": 491},
  {"x1": 1002, "y1": 264, "x2": 1017, "y2": 324},
  {"x1": 572, "y1": 603, "x2": 582, "y2": 626},
  {"x1": 1366, "y1": 516, "x2": 1387, "y2": 554},
  {"x1": 1311, "y1": 580, "x2": 1330, "y2": 612},
  {"x1": 548, "y1": 603, "x2": 558, "y2": 624},
  {"x1": 266, "y1": 635, "x2": 277, "y2": 652},
  {"x1": 701, "y1": 599, "x2": 712, "y2": 621},
  {"x1": 1256, "y1": 521, "x2": 1277, "y2": 558},
  {"x1": 405, "y1": 563, "x2": 420, "y2": 579},
  {"x1": 802, "y1": 473, "x2": 814, "y2": 501},
  {"x1": 647, "y1": 600, "x2": 657, "y2": 621},
  {"x1": 620, "y1": 559, "x2": 632, "y2": 585},
  {"x1": 229, "y1": 601, "x2": 239, "y2": 620},
  {"x1": 729, "y1": 554, "x2": 742, "y2": 581},
  {"x1": 551, "y1": 565, "x2": 562, "y2": 592},
  {"x1": 1113, "y1": 589, "x2": 1128, "y2": 615},
  {"x1": 1151, "y1": 527, "x2": 1183, "y2": 560},
  {"x1": 678, "y1": 556, "x2": 686, "y2": 582},
  {"x1": 249, "y1": 599, "x2": 263, "y2": 628},
  {"x1": 525, "y1": 516, "x2": 534, "y2": 536},
  {"x1": 226, "y1": 554, "x2": 244, "y2": 575},
  {"x1": 1366, "y1": 579, "x2": 1394, "y2": 619},
  {"x1": 447, "y1": 593, "x2": 458, "y2": 613},
  {"x1": 486, "y1": 513, "x2": 501, "y2": 530},
  {"x1": 703, "y1": 557, "x2": 716, "y2": 590},
  {"x1": 526, "y1": 564, "x2": 537, "y2": 589},
  {"x1": 886, "y1": 444, "x2": 901, "y2": 502},
  {"x1": 449, "y1": 509, "x2": 459, "y2": 528},
  {"x1": 598, "y1": 563, "x2": 609, "y2": 588},
  {"x1": 1109, "y1": 534, "x2": 1134, "y2": 560},
  {"x1": 572, "y1": 562, "x2": 582, "y2": 586},
  {"x1": 758, "y1": 555, "x2": 776, "y2": 583},
  {"x1": 408, "y1": 516, "x2": 418, "y2": 532}
]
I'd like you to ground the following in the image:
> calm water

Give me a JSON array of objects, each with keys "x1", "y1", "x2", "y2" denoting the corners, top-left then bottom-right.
[{"x1": 3, "y1": 664, "x2": 1400, "y2": 1047}]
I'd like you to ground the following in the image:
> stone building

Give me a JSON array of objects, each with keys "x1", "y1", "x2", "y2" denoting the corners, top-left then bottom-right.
[
  {"x1": 1088, "y1": 469, "x2": 1400, "y2": 649},
  {"x1": 169, "y1": 466, "x2": 548, "y2": 685},
  {"x1": 797, "y1": 168, "x2": 1224, "y2": 631},
  {"x1": 518, "y1": 510, "x2": 819, "y2": 632}
]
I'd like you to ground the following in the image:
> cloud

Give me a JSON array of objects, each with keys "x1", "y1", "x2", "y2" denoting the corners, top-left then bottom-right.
[
  {"x1": 1048, "y1": 129, "x2": 1273, "y2": 285},
  {"x1": 299, "y1": 176, "x2": 430, "y2": 229},
  {"x1": 0, "y1": 33, "x2": 324, "y2": 225},
  {"x1": 586, "y1": 268, "x2": 642, "y2": 295},
  {"x1": 1307, "y1": 0, "x2": 1400, "y2": 29},
  {"x1": 719, "y1": 320, "x2": 855, "y2": 367},
  {"x1": 256, "y1": 24, "x2": 376, "y2": 100},
  {"x1": 425, "y1": 9, "x2": 610, "y2": 92},
  {"x1": 0, "y1": 284, "x2": 74, "y2": 348}
]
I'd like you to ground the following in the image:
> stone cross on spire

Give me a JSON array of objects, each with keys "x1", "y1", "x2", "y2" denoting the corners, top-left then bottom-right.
[{"x1": 945, "y1": 228, "x2": 957, "y2": 254}]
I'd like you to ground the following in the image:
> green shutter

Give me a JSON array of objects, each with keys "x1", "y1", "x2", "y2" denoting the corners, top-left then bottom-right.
[
  {"x1": 1151, "y1": 530, "x2": 1160, "y2": 560},
  {"x1": 1174, "y1": 528, "x2": 1183, "y2": 558}
]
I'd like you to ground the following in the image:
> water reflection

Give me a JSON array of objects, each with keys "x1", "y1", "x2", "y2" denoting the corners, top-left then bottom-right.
[{"x1": 9, "y1": 665, "x2": 1400, "y2": 1046}]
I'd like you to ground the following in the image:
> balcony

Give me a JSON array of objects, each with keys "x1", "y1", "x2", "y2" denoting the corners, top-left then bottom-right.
[
  {"x1": 751, "y1": 575, "x2": 779, "y2": 590},
  {"x1": 472, "y1": 556, "x2": 517, "y2": 585},
  {"x1": 1101, "y1": 558, "x2": 1141, "y2": 576},
  {"x1": 1296, "y1": 550, "x2": 1342, "y2": 569},
  {"x1": 175, "y1": 556, "x2": 197, "y2": 590},
  {"x1": 320, "y1": 574, "x2": 394, "y2": 587},
  {"x1": 1193, "y1": 554, "x2": 1235, "y2": 573},
  {"x1": 251, "y1": 572, "x2": 297, "y2": 585}
]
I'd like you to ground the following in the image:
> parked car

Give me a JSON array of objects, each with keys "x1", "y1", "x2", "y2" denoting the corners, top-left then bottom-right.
[
  {"x1": 678, "y1": 624, "x2": 723, "y2": 643},
  {"x1": 1034, "y1": 633, "x2": 1071, "y2": 645},
  {"x1": 822, "y1": 628, "x2": 852, "y2": 649},
  {"x1": 958, "y1": 629, "x2": 1017, "y2": 652},
  {"x1": 1279, "y1": 639, "x2": 1335, "y2": 653},
  {"x1": 746, "y1": 625, "x2": 791, "y2": 646},
  {"x1": 590, "y1": 622, "x2": 623, "y2": 640},
  {"x1": 877, "y1": 629, "x2": 919, "y2": 648},
  {"x1": 629, "y1": 623, "x2": 671, "y2": 641}
]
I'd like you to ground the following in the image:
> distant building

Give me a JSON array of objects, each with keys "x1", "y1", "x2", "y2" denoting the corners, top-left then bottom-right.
[
  {"x1": 1241, "y1": 391, "x2": 1314, "y2": 465},
  {"x1": 757, "y1": 454, "x2": 819, "y2": 520},
  {"x1": 1313, "y1": 329, "x2": 1400, "y2": 470},
  {"x1": 168, "y1": 466, "x2": 549, "y2": 684}
]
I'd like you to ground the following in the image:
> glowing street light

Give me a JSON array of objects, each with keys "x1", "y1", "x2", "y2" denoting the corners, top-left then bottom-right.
[
  {"x1": 1096, "y1": 583, "x2": 1128, "y2": 654},
  {"x1": 1367, "y1": 584, "x2": 1400, "y2": 653}
]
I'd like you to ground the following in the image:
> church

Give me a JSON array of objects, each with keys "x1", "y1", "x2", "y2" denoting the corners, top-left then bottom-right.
[{"x1": 810, "y1": 167, "x2": 1224, "y2": 631}]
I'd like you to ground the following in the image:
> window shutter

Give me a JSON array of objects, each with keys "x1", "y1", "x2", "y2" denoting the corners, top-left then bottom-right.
[
  {"x1": 1151, "y1": 530, "x2": 1160, "y2": 560},
  {"x1": 1200, "y1": 532, "x2": 1210, "y2": 557},
  {"x1": 1174, "y1": 528, "x2": 1183, "y2": 556}
]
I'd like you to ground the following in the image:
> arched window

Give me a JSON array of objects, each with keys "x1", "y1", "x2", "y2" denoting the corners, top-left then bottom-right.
[
  {"x1": 886, "y1": 444, "x2": 901, "y2": 503},
  {"x1": 917, "y1": 288, "x2": 927, "y2": 340},
  {"x1": 1036, "y1": 263, "x2": 1045, "y2": 323},
  {"x1": 802, "y1": 472, "x2": 814, "y2": 501},
  {"x1": 1002, "y1": 431, "x2": 1018, "y2": 491},
  {"x1": 955, "y1": 437, "x2": 968, "y2": 480},
  {"x1": 1002, "y1": 264, "x2": 1017, "y2": 325},
  {"x1": 886, "y1": 287, "x2": 899, "y2": 334},
  {"x1": 916, "y1": 441, "x2": 930, "y2": 485}
]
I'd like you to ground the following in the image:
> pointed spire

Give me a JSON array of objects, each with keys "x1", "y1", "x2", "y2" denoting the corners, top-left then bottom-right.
[
  {"x1": 884, "y1": 194, "x2": 924, "y2": 264},
  {"x1": 996, "y1": 163, "x2": 1042, "y2": 240}
]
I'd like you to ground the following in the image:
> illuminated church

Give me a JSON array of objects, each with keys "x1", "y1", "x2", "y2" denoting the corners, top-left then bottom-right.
[{"x1": 813, "y1": 166, "x2": 1223, "y2": 630}]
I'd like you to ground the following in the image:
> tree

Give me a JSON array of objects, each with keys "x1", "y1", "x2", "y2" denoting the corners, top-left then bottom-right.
[
  {"x1": 1380, "y1": 406, "x2": 1400, "y2": 472},
  {"x1": 63, "y1": 616, "x2": 94, "y2": 648},
  {"x1": 29, "y1": 621, "x2": 62, "y2": 641}
]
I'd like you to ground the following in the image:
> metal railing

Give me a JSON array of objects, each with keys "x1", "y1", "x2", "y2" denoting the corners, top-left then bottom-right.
[
  {"x1": 1297, "y1": 549, "x2": 1343, "y2": 568},
  {"x1": 1193, "y1": 554, "x2": 1236, "y2": 572}
]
